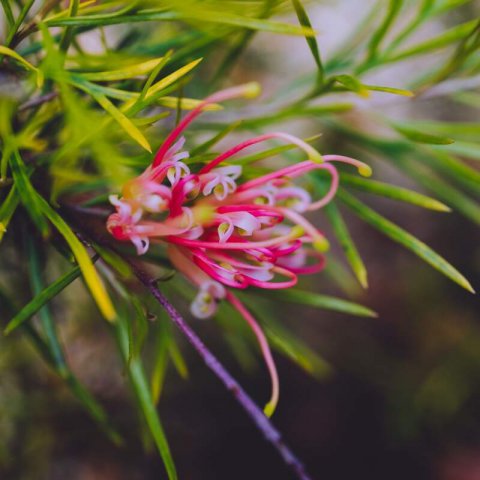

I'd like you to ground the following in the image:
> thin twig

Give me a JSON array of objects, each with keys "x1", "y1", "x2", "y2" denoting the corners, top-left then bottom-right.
[
  {"x1": 129, "y1": 261, "x2": 312, "y2": 480},
  {"x1": 63, "y1": 206, "x2": 312, "y2": 479},
  {"x1": 19, "y1": 91, "x2": 58, "y2": 111}
]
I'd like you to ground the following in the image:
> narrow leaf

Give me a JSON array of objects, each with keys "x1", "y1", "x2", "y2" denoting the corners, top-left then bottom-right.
[
  {"x1": 90, "y1": 91, "x2": 152, "y2": 152},
  {"x1": 117, "y1": 311, "x2": 177, "y2": 480},
  {"x1": 0, "y1": 45, "x2": 44, "y2": 87},
  {"x1": 364, "y1": 84, "x2": 413, "y2": 96},
  {"x1": 81, "y1": 58, "x2": 164, "y2": 81},
  {"x1": 145, "y1": 58, "x2": 203, "y2": 99},
  {"x1": 335, "y1": 74, "x2": 370, "y2": 97},
  {"x1": 9, "y1": 149, "x2": 49, "y2": 236},
  {"x1": 341, "y1": 174, "x2": 451, "y2": 212},
  {"x1": 35, "y1": 194, "x2": 117, "y2": 320},
  {"x1": 339, "y1": 190, "x2": 474, "y2": 293},
  {"x1": 291, "y1": 0, "x2": 323, "y2": 82},
  {"x1": 393, "y1": 124, "x2": 455, "y2": 145},
  {"x1": 256, "y1": 289, "x2": 376, "y2": 317},
  {"x1": 324, "y1": 202, "x2": 369, "y2": 288},
  {"x1": 5, "y1": 265, "x2": 81, "y2": 334}
]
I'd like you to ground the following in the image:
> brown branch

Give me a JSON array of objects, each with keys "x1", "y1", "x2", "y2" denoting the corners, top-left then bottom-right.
[
  {"x1": 64, "y1": 205, "x2": 312, "y2": 480},
  {"x1": 129, "y1": 261, "x2": 312, "y2": 480}
]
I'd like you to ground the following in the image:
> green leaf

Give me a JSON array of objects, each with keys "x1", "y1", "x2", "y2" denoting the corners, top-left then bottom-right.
[
  {"x1": 393, "y1": 124, "x2": 455, "y2": 145},
  {"x1": 434, "y1": 141, "x2": 480, "y2": 161},
  {"x1": 9, "y1": 149, "x2": 49, "y2": 236},
  {"x1": 45, "y1": 9, "x2": 317, "y2": 37},
  {"x1": 59, "y1": 0, "x2": 80, "y2": 57},
  {"x1": 392, "y1": 155, "x2": 480, "y2": 225},
  {"x1": 34, "y1": 194, "x2": 116, "y2": 321},
  {"x1": 190, "y1": 120, "x2": 242, "y2": 156},
  {"x1": 338, "y1": 189, "x2": 474, "y2": 293},
  {"x1": 144, "y1": 58, "x2": 202, "y2": 99},
  {"x1": 324, "y1": 202, "x2": 369, "y2": 289},
  {"x1": 256, "y1": 289, "x2": 376, "y2": 317},
  {"x1": 335, "y1": 74, "x2": 370, "y2": 97},
  {"x1": 387, "y1": 19, "x2": 479, "y2": 62},
  {"x1": 367, "y1": 0, "x2": 404, "y2": 59},
  {"x1": 425, "y1": 149, "x2": 480, "y2": 194},
  {"x1": 151, "y1": 322, "x2": 171, "y2": 405},
  {"x1": 0, "y1": 45, "x2": 44, "y2": 87},
  {"x1": 117, "y1": 310, "x2": 177, "y2": 480},
  {"x1": 239, "y1": 293, "x2": 332, "y2": 378},
  {"x1": 1, "y1": 0, "x2": 14, "y2": 27},
  {"x1": 340, "y1": 174, "x2": 451, "y2": 212},
  {"x1": 5, "y1": 265, "x2": 82, "y2": 335},
  {"x1": 89, "y1": 90, "x2": 152, "y2": 152},
  {"x1": 0, "y1": 184, "x2": 20, "y2": 242},
  {"x1": 291, "y1": 0, "x2": 323, "y2": 82},
  {"x1": 24, "y1": 239, "x2": 122, "y2": 445},
  {"x1": 81, "y1": 58, "x2": 165, "y2": 81},
  {"x1": 3, "y1": 0, "x2": 35, "y2": 47},
  {"x1": 364, "y1": 84, "x2": 413, "y2": 96}
]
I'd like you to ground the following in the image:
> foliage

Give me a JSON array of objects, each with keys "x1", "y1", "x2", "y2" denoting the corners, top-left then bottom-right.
[{"x1": 0, "y1": 1, "x2": 478, "y2": 478}]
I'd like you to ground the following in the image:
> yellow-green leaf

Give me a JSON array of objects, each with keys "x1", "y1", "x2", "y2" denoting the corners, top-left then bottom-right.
[
  {"x1": 339, "y1": 189, "x2": 474, "y2": 293},
  {"x1": 145, "y1": 58, "x2": 203, "y2": 99},
  {"x1": 91, "y1": 91, "x2": 151, "y2": 152},
  {"x1": 0, "y1": 45, "x2": 44, "y2": 88},
  {"x1": 81, "y1": 58, "x2": 165, "y2": 81},
  {"x1": 35, "y1": 194, "x2": 116, "y2": 321}
]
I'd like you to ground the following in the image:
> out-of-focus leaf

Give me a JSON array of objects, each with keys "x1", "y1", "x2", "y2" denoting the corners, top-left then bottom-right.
[
  {"x1": 387, "y1": 19, "x2": 479, "y2": 61},
  {"x1": 25, "y1": 239, "x2": 122, "y2": 445},
  {"x1": 88, "y1": 90, "x2": 152, "y2": 152},
  {"x1": 34, "y1": 194, "x2": 116, "y2": 321},
  {"x1": 339, "y1": 189, "x2": 474, "y2": 293},
  {"x1": 341, "y1": 174, "x2": 451, "y2": 211},
  {"x1": 435, "y1": 141, "x2": 480, "y2": 161},
  {"x1": 239, "y1": 293, "x2": 332, "y2": 379},
  {"x1": 402, "y1": 121, "x2": 480, "y2": 142},
  {"x1": 335, "y1": 74, "x2": 370, "y2": 97},
  {"x1": 95, "y1": 245, "x2": 132, "y2": 280},
  {"x1": 257, "y1": 289, "x2": 376, "y2": 317},
  {"x1": 81, "y1": 58, "x2": 164, "y2": 81},
  {"x1": 241, "y1": 103, "x2": 353, "y2": 128},
  {"x1": 364, "y1": 84, "x2": 413, "y2": 96},
  {"x1": 151, "y1": 321, "x2": 170, "y2": 405},
  {"x1": 393, "y1": 155, "x2": 480, "y2": 225},
  {"x1": 9, "y1": 149, "x2": 49, "y2": 236},
  {"x1": 1, "y1": 0, "x2": 14, "y2": 27},
  {"x1": 367, "y1": 0, "x2": 404, "y2": 59},
  {"x1": 190, "y1": 120, "x2": 242, "y2": 156},
  {"x1": 144, "y1": 58, "x2": 202, "y2": 99},
  {"x1": 291, "y1": 0, "x2": 323, "y2": 82},
  {"x1": 116, "y1": 309, "x2": 177, "y2": 480},
  {"x1": 5, "y1": 265, "x2": 82, "y2": 334},
  {"x1": 45, "y1": 9, "x2": 317, "y2": 37},
  {"x1": 0, "y1": 185, "x2": 20, "y2": 242},
  {"x1": 0, "y1": 45, "x2": 44, "y2": 87},
  {"x1": 324, "y1": 202, "x2": 369, "y2": 288},
  {"x1": 234, "y1": 134, "x2": 322, "y2": 165},
  {"x1": 425, "y1": 149, "x2": 480, "y2": 194},
  {"x1": 393, "y1": 124, "x2": 455, "y2": 145}
]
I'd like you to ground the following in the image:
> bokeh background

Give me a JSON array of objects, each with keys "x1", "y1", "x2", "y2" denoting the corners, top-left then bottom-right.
[{"x1": 1, "y1": 1, "x2": 480, "y2": 479}]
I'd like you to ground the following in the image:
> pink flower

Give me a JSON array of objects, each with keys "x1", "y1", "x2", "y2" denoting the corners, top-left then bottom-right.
[{"x1": 107, "y1": 83, "x2": 372, "y2": 416}]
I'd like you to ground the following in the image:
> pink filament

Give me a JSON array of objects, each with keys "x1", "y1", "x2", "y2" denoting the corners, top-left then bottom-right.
[
  {"x1": 153, "y1": 85, "x2": 257, "y2": 167},
  {"x1": 226, "y1": 291, "x2": 279, "y2": 417},
  {"x1": 167, "y1": 230, "x2": 298, "y2": 250}
]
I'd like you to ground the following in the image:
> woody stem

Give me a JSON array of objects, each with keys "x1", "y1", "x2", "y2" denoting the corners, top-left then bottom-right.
[{"x1": 129, "y1": 260, "x2": 312, "y2": 480}]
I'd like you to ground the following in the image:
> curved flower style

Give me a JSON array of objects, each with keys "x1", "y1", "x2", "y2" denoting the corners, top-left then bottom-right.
[{"x1": 107, "y1": 83, "x2": 372, "y2": 416}]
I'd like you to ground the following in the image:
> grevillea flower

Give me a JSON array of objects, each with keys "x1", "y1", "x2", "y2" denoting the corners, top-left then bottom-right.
[{"x1": 107, "y1": 83, "x2": 372, "y2": 416}]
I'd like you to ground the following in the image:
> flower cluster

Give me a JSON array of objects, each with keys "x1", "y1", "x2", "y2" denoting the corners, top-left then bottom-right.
[{"x1": 107, "y1": 83, "x2": 371, "y2": 415}]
